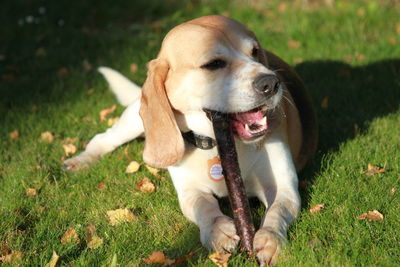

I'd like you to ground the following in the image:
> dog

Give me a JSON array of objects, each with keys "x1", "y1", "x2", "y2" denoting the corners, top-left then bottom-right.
[{"x1": 64, "y1": 15, "x2": 318, "y2": 265}]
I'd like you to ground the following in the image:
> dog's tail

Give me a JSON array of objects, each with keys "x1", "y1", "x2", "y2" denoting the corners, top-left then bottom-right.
[{"x1": 98, "y1": 66, "x2": 141, "y2": 107}]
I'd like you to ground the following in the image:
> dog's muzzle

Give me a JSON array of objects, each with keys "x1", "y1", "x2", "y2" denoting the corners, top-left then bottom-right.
[{"x1": 252, "y1": 74, "x2": 280, "y2": 98}]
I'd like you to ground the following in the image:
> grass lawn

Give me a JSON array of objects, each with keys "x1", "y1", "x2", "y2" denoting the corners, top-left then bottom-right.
[{"x1": 1, "y1": 0, "x2": 399, "y2": 265}]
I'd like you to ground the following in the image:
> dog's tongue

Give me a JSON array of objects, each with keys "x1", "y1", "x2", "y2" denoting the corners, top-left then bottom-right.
[
  {"x1": 234, "y1": 109, "x2": 265, "y2": 124},
  {"x1": 231, "y1": 108, "x2": 268, "y2": 139}
]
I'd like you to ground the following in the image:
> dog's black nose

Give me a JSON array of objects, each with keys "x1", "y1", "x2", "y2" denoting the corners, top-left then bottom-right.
[{"x1": 252, "y1": 74, "x2": 281, "y2": 97}]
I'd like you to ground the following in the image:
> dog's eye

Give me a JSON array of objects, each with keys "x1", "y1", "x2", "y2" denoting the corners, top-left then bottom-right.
[
  {"x1": 251, "y1": 47, "x2": 259, "y2": 58},
  {"x1": 201, "y1": 59, "x2": 227, "y2": 70}
]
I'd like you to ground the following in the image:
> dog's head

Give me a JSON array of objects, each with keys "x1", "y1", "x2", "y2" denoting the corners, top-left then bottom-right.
[{"x1": 140, "y1": 15, "x2": 284, "y2": 167}]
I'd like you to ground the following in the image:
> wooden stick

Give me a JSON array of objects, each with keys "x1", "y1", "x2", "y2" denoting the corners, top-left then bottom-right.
[{"x1": 206, "y1": 110, "x2": 255, "y2": 255}]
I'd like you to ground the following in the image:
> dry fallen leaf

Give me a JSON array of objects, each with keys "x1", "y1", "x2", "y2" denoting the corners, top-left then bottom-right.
[
  {"x1": 130, "y1": 63, "x2": 138, "y2": 74},
  {"x1": 143, "y1": 251, "x2": 174, "y2": 265},
  {"x1": 387, "y1": 37, "x2": 396, "y2": 45},
  {"x1": 107, "y1": 117, "x2": 120, "y2": 126},
  {"x1": 135, "y1": 177, "x2": 156, "y2": 193},
  {"x1": 390, "y1": 187, "x2": 396, "y2": 195},
  {"x1": 63, "y1": 143, "x2": 77, "y2": 156},
  {"x1": 41, "y1": 131, "x2": 54, "y2": 143},
  {"x1": 310, "y1": 203, "x2": 325, "y2": 214},
  {"x1": 99, "y1": 105, "x2": 116, "y2": 121},
  {"x1": 85, "y1": 223, "x2": 103, "y2": 249},
  {"x1": 9, "y1": 130, "x2": 19, "y2": 140},
  {"x1": 278, "y1": 2, "x2": 288, "y2": 13},
  {"x1": 320, "y1": 96, "x2": 329, "y2": 110},
  {"x1": 288, "y1": 39, "x2": 301, "y2": 49},
  {"x1": 61, "y1": 226, "x2": 79, "y2": 244},
  {"x1": 355, "y1": 52, "x2": 365, "y2": 62},
  {"x1": 107, "y1": 208, "x2": 137, "y2": 226},
  {"x1": 145, "y1": 165, "x2": 161, "y2": 178},
  {"x1": 208, "y1": 252, "x2": 231, "y2": 267},
  {"x1": 82, "y1": 59, "x2": 92, "y2": 71},
  {"x1": 97, "y1": 182, "x2": 107, "y2": 190},
  {"x1": 357, "y1": 210, "x2": 384, "y2": 221},
  {"x1": 44, "y1": 251, "x2": 59, "y2": 267},
  {"x1": 123, "y1": 145, "x2": 132, "y2": 161},
  {"x1": 32, "y1": 105, "x2": 39, "y2": 111},
  {"x1": 125, "y1": 161, "x2": 141, "y2": 174},
  {"x1": 57, "y1": 67, "x2": 69, "y2": 78},
  {"x1": 364, "y1": 164, "x2": 385, "y2": 176},
  {"x1": 63, "y1": 137, "x2": 79, "y2": 144},
  {"x1": 0, "y1": 250, "x2": 23, "y2": 263},
  {"x1": 26, "y1": 188, "x2": 37, "y2": 196}
]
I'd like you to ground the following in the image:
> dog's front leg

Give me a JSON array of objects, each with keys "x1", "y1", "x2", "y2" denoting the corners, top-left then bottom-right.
[
  {"x1": 254, "y1": 135, "x2": 301, "y2": 266},
  {"x1": 175, "y1": 188, "x2": 240, "y2": 252}
]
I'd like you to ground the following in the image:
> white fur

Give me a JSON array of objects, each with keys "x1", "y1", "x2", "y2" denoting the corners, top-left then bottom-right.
[
  {"x1": 98, "y1": 66, "x2": 141, "y2": 106},
  {"x1": 64, "y1": 63, "x2": 300, "y2": 263}
]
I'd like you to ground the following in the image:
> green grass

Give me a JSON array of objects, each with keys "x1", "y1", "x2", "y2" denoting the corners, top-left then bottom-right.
[{"x1": 1, "y1": 0, "x2": 399, "y2": 265}]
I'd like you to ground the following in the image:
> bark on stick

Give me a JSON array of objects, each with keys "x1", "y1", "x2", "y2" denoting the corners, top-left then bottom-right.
[{"x1": 206, "y1": 110, "x2": 255, "y2": 255}]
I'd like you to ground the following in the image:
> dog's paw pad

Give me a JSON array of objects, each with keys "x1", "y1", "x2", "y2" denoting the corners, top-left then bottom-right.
[
  {"x1": 254, "y1": 228, "x2": 286, "y2": 266},
  {"x1": 202, "y1": 216, "x2": 239, "y2": 252}
]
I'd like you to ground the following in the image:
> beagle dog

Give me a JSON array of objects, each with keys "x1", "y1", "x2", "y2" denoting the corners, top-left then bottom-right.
[{"x1": 64, "y1": 15, "x2": 318, "y2": 265}]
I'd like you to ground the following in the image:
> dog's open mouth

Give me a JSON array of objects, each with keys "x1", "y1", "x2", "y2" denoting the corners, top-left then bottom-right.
[{"x1": 230, "y1": 106, "x2": 269, "y2": 140}]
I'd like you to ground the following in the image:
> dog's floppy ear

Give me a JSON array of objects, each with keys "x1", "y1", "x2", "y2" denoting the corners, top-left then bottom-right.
[{"x1": 139, "y1": 59, "x2": 185, "y2": 168}]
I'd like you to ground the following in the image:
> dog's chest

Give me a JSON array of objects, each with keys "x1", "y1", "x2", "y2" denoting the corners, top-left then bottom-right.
[{"x1": 168, "y1": 143, "x2": 263, "y2": 197}]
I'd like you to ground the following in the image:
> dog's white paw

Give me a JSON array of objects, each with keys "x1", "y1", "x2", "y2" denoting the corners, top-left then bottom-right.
[
  {"x1": 63, "y1": 154, "x2": 93, "y2": 172},
  {"x1": 201, "y1": 216, "x2": 240, "y2": 252},
  {"x1": 254, "y1": 227, "x2": 286, "y2": 266}
]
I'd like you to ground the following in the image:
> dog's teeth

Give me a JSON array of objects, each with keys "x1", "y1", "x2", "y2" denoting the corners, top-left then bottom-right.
[
  {"x1": 245, "y1": 124, "x2": 250, "y2": 132},
  {"x1": 260, "y1": 116, "x2": 267, "y2": 126}
]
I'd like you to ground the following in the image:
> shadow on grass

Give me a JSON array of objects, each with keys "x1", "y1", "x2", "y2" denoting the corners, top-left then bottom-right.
[
  {"x1": 0, "y1": 0, "x2": 193, "y2": 126},
  {"x1": 296, "y1": 58, "x2": 400, "y2": 204}
]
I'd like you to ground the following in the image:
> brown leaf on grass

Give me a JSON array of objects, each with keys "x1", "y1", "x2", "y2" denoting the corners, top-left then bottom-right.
[
  {"x1": 41, "y1": 131, "x2": 54, "y2": 143},
  {"x1": 85, "y1": 223, "x2": 103, "y2": 249},
  {"x1": 357, "y1": 7, "x2": 366, "y2": 17},
  {"x1": 32, "y1": 105, "x2": 39, "y2": 111},
  {"x1": 61, "y1": 226, "x2": 79, "y2": 244},
  {"x1": 130, "y1": 63, "x2": 138, "y2": 74},
  {"x1": 123, "y1": 145, "x2": 132, "y2": 161},
  {"x1": 278, "y1": 2, "x2": 288, "y2": 13},
  {"x1": 387, "y1": 37, "x2": 397, "y2": 45},
  {"x1": 135, "y1": 177, "x2": 156, "y2": 193},
  {"x1": 288, "y1": 39, "x2": 301, "y2": 49},
  {"x1": 63, "y1": 143, "x2": 77, "y2": 156},
  {"x1": 26, "y1": 188, "x2": 37, "y2": 196},
  {"x1": 363, "y1": 164, "x2": 385, "y2": 176},
  {"x1": 99, "y1": 105, "x2": 116, "y2": 121},
  {"x1": 82, "y1": 59, "x2": 92, "y2": 71},
  {"x1": 125, "y1": 161, "x2": 141, "y2": 174},
  {"x1": 143, "y1": 251, "x2": 174, "y2": 265},
  {"x1": 0, "y1": 250, "x2": 23, "y2": 263},
  {"x1": 145, "y1": 165, "x2": 161, "y2": 178},
  {"x1": 107, "y1": 208, "x2": 137, "y2": 226},
  {"x1": 63, "y1": 137, "x2": 79, "y2": 144},
  {"x1": 44, "y1": 251, "x2": 59, "y2": 267},
  {"x1": 2, "y1": 73, "x2": 15, "y2": 81},
  {"x1": 9, "y1": 130, "x2": 19, "y2": 140},
  {"x1": 355, "y1": 52, "x2": 365, "y2": 62},
  {"x1": 87, "y1": 88, "x2": 95, "y2": 95},
  {"x1": 320, "y1": 96, "x2": 329, "y2": 109},
  {"x1": 390, "y1": 187, "x2": 396, "y2": 195},
  {"x1": 208, "y1": 252, "x2": 231, "y2": 267},
  {"x1": 310, "y1": 203, "x2": 325, "y2": 214},
  {"x1": 357, "y1": 210, "x2": 383, "y2": 221},
  {"x1": 97, "y1": 182, "x2": 107, "y2": 190},
  {"x1": 107, "y1": 117, "x2": 120, "y2": 126},
  {"x1": 57, "y1": 67, "x2": 69, "y2": 78}
]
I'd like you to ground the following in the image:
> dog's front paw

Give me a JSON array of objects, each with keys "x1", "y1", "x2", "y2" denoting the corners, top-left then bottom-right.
[
  {"x1": 201, "y1": 216, "x2": 240, "y2": 252},
  {"x1": 63, "y1": 154, "x2": 93, "y2": 172},
  {"x1": 254, "y1": 227, "x2": 287, "y2": 266}
]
